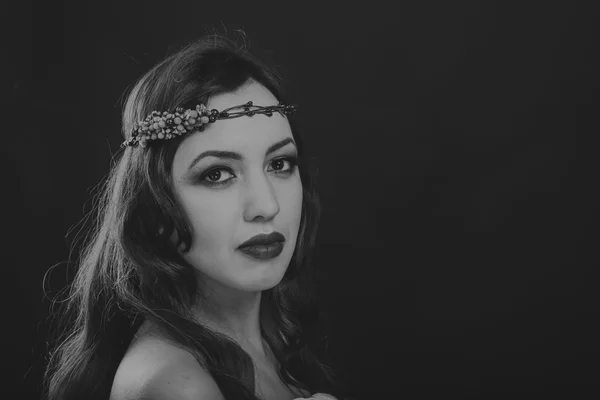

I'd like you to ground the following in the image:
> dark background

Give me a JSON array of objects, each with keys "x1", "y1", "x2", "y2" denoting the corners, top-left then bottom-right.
[{"x1": 4, "y1": 0, "x2": 596, "y2": 398}]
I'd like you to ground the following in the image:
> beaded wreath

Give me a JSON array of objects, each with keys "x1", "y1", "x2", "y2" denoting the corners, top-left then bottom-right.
[{"x1": 121, "y1": 101, "x2": 298, "y2": 148}]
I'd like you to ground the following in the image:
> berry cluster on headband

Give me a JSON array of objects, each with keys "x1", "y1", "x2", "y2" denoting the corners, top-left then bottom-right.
[{"x1": 121, "y1": 101, "x2": 298, "y2": 148}]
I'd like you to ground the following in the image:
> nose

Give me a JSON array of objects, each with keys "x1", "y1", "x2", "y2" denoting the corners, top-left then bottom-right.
[{"x1": 243, "y1": 171, "x2": 280, "y2": 222}]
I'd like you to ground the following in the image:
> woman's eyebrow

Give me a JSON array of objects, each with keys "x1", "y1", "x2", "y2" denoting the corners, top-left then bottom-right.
[{"x1": 187, "y1": 137, "x2": 296, "y2": 171}]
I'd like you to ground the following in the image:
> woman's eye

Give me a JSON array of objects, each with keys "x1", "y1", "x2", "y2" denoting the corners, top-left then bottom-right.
[
  {"x1": 272, "y1": 159, "x2": 286, "y2": 170},
  {"x1": 202, "y1": 168, "x2": 234, "y2": 185},
  {"x1": 269, "y1": 157, "x2": 297, "y2": 174}
]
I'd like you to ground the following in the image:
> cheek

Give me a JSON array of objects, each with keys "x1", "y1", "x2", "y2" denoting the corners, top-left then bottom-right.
[
  {"x1": 183, "y1": 195, "x2": 237, "y2": 249},
  {"x1": 179, "y1": 197, "x2": 238, "y2": 278},
  {"x1": 294, "y1": 185, "x2": 303, "y2": 221},
  {"x1": 282, "y1": 178, "x2": 303, "y2": 225}
]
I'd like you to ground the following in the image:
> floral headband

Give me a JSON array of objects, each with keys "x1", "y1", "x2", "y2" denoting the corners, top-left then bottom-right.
[{"x1": 121, "y1": 101, "x2": 298, "y2": 148}]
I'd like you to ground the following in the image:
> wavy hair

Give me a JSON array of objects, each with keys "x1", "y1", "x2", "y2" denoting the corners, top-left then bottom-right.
[{"x1": 43, "y1": 34, "x2": 352, "y2": 400}]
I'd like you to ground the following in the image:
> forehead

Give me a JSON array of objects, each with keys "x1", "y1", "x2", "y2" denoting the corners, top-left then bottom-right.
[{"x1": 172, "y1": 82, "x2": 294, "y2": 173}]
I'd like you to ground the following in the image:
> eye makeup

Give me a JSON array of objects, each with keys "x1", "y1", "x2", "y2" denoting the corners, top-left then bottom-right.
[{"x1": 196, "y1": 154, "x2": 298, "y2": 188}]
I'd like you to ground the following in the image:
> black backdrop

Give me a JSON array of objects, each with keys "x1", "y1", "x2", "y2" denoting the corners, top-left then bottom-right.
[{"x1": 4, "y1": 1, "x2": 596, "y2": 398}]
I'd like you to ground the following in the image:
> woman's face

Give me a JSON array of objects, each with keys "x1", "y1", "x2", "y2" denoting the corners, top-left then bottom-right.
[{"x1": 171, "y1": 82, "x2": 303, "y2": 295}]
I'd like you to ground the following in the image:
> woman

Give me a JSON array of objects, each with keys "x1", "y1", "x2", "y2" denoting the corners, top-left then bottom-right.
[{"x1": 43, "y1": 34, "x2": 352, "y2": 400}]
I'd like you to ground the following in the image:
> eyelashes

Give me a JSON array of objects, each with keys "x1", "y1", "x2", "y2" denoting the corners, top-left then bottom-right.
[{"x1": 198, "y1": 156, "x2": 298, "y2": 188}]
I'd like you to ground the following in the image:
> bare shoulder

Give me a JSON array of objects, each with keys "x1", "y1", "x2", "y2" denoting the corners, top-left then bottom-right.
[{"x1": 110, "y1": 334, "x2": 224, "y2": 400}]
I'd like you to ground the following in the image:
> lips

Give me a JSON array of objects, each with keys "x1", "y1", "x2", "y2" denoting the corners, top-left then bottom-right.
[
  {"x1": 238, "y1": 232, "x2": 285, "y2": 248},
  {"x1": 238, "y1": 232, "x2": 285, "y2": 260},
  {"x1": 238, "y1": 242, "x2": 284, "y2": 259}
]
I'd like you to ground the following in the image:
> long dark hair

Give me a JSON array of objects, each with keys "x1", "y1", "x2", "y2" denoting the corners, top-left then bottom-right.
[{"x1": 43, "y1": 34, "x2": 352, "y2": 400}]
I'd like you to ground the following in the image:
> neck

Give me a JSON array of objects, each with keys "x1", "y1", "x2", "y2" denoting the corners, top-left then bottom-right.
[{"x1": 192, "y1": 284, "x2": 266, "y2": 357}]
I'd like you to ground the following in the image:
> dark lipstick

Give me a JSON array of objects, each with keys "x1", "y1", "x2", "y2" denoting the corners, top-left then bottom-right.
[{"x1": 238, "y1": 232, "x2": 285, "y2": 260}]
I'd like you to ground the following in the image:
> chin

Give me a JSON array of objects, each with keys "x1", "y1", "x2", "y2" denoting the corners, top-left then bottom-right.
[{"x1": 239, "y1": 256, "x2": 291, "y2": 287}]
